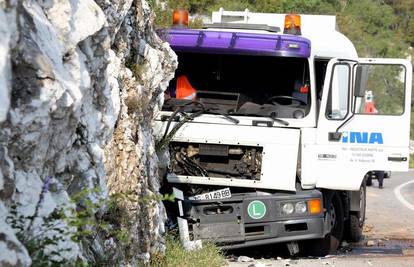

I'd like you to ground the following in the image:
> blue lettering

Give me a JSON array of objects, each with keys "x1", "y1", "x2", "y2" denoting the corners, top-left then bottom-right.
[
  {"x1": 342, "y1": 131, "x2": 348, "y2": 143},
  {"x1": 350, "y1": 132, "x2": 368, "y2": 144},
  {"x1": 341, "y1": 131, "x2": 383, "y2": 144},
  {"x1": 369, "y1": 132, "x2": 383, "y2": 144}
]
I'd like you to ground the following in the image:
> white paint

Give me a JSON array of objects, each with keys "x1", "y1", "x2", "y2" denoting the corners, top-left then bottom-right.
[
  {"x1": 394, "y1": 179, "x2": 414, "y2": 211},
  {"x1": 172, "y1": 187, "x2": 184, "y2": 200},
  {"x1": 178, "y1": 201, "x2": 183, "y2": 216},
  {"x1": 157, "y1": 121, "x2": 300, "y2": 191},
  {"x1": 177, "y1": 217, "x2": 202, "y2": 251},
  {"x1": 302, "y1": 58, "x2": 412, "y2": 191}
]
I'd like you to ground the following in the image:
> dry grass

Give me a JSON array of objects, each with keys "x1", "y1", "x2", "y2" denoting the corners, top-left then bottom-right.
[{"x1": 151, "y1": 235, "x2": 227, "y2": 267}]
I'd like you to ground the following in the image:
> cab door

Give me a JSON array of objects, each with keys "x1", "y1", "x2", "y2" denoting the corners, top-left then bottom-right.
[{"x1": 302, "y1": 58, "x2": 412, "y2": 190}]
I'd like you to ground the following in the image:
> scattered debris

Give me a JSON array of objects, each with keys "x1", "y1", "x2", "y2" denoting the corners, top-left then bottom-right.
[
  {"x1": 248, "y1": 262, "x2": 266, "y2": 267},
  {"x1": 237, "y1": 256, "x2": 254, "y2": 262},
  {"x1": 366, "y1": 240, "x2": 376, "y2": 247},
  {"x1": 277, "y1": 257, "x2": 283, "y2": 260},
  {"x1": 283, "y1": 259, "x2": 291, "y2": 266},
  {"x1": 287, "y1": 242, "x2": 299, "y2": 256},
  {"x1": 403, "y1": 250, "x2": 413, "y2": 256},
  {"x1": 378, "y1": 239, "x2": 385, "y2": 246},
  {"x1": 363, "y1": 224, "x2": 374, "y2": 233},
  {"x1": 367, "y1": 260, "x2": 373, "y2": 266}
]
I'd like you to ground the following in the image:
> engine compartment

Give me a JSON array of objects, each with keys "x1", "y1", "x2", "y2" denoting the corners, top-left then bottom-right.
[{"x1": 169, "y1": 142, "x2": 263, "y2": 180}]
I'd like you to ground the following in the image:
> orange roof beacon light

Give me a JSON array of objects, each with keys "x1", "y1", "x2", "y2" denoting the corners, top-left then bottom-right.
[
  {"x1": 284, "y1": 14, "x2": 301, "y2": 35},
  {"x1": 173, "y1": 9, "x2": 189, "y2": 27}
]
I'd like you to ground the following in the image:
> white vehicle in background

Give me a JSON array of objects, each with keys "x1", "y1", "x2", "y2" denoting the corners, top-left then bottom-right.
[{"x1": 156, "y1": 9, "x2": 412, "y2": 255}]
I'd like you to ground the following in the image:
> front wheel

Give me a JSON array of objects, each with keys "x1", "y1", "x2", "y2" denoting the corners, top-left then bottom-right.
[
  {"x1": 305, "y1": 192, "x2": 344, "y2": 256},
  {"x1": 345, "y1": 182, "x2": 366, "y2": 242}
]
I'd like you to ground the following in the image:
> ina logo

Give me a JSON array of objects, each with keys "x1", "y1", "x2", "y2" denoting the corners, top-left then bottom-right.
[{"x1": 342, "y1": 131, "x2": 383, "y2": 144}]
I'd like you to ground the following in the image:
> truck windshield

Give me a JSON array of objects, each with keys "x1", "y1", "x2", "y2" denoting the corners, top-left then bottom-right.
[{"x1": 163, "y1": 52, "x2": 311, "y2": 119}]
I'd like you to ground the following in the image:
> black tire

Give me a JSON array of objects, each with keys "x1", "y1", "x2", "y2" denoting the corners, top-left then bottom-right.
[
  {"x1": 365, "y1": 175, "x2": 372, "y2": 186},
  {"x1": 306, "y1": 192, "x2": 345, "y2": 256},
  {"x1": 347, "y1": 215, "x2": 362, "y2": 242},
  {"x1": 346, "y1": 182, "x2": 366, "y2": 242}
]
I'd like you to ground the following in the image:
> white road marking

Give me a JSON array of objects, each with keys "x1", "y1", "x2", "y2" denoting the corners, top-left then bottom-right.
[{"x1": 394, "y1": 179, "x2": 414, "y2": 211}]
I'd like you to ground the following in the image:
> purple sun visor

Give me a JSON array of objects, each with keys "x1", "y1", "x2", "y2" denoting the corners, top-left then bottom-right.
[{"x1": 161, "y1": 28, "x2": 311, "y2": 58}]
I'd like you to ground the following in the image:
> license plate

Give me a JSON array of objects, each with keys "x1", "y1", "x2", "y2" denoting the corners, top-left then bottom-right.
[{"x1": 189, "y1": 188, "x2": 231, "y2": 200}]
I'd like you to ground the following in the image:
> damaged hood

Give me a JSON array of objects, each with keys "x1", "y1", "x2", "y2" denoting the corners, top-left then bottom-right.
[{"x1": 156, "y1": 120, "x2": 300, "y2": 191}]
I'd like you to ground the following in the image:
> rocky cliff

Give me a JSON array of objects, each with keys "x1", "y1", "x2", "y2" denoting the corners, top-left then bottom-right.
[{"x1": 0, "y1": 0, "x2": 176, "y2": 265}]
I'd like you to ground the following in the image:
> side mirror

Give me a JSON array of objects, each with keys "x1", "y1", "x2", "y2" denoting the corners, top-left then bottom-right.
[
  {"x1": 328, "y1": 132, "x2": 342, "y2": 142},
  {"x1": 354, "y1": 65, "x2": 369, "y2": 97}
]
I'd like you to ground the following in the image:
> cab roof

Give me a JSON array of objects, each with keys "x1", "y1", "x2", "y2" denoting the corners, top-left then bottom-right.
[
  {"x1": 209, "y1": 9, "x2": 358, "y2": 59},
  {"x1": 165, "y1": 28, "x2": 311, "y2": 58}
]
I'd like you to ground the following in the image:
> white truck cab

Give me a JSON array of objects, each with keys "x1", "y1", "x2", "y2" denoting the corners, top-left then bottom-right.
[{"x1": 156, "y1": 9, "x2": 412, "y2": 255}]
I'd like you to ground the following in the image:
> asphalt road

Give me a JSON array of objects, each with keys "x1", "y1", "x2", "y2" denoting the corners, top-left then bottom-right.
[
  {"x1": 227, "y1": 170, "x2": 414, "y2": 267},
  {"x1": 365, "y1": 170, "x2": 414, "y2": 239}
]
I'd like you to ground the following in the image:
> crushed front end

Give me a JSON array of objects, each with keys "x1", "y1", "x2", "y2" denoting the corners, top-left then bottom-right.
[
  {"x1": 172, "y1": 185, "x2": 325, "y2": 249},
  {"x1": 165, "y1": 140, "x2": 326, "y2": 249}
]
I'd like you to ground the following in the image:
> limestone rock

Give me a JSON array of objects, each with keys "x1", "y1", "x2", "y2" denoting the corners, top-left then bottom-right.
[
  {"x1": 0, "y1": 7, "x2": 11, "y2": 123},
  {"x1": 0, "y1": 0, "x2": 176, "y2": 265}
]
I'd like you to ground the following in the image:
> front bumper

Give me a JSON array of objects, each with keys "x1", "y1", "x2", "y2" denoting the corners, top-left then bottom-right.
[{"x1": 175, "y1": 189, "x2": 326, "y2": 249}]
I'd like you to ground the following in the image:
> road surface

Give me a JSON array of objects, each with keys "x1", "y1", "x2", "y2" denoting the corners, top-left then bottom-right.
[
  {"x1": 365, "y1": 170, "x2": 414, "y2": 239},
  {"x1": 227, "y1": 170, "x2": 414, "y2": 266}
]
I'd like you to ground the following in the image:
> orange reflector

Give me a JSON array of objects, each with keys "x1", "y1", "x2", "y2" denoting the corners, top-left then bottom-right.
[
  {"x1": 284, "y1": 14, "x2": 301, "y2": 35},
  {"x1": 173, "y1": 9, "x2": 189, "y2": 27},
  {"x1": 308, "y1": 199, "x2": 321, "y2": 214}
]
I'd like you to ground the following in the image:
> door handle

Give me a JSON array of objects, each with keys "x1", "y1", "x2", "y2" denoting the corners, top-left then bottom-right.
[{"x1": 388, "y1": 156, "x2": 407, "y2": 162}]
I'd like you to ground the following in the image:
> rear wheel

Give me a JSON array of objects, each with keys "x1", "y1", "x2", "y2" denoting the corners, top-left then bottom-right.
[
  {"x1": 306, "y1": 192, "x2": 344, "y2": 256},
  {"x1": 365, "y1": 173, "x2": 373, "y2": 186}
]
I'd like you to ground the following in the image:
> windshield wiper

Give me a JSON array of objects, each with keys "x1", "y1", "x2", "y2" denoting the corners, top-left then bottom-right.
[
  {"x1": 269, "y1": 112, "x2": 289, "y2": 126},
  {"x1": 207, "y1": 107, "x2": 240, "y2": 124},
  {"x1": 163, "y1": 99, "x2": 239, "y2": 124}
]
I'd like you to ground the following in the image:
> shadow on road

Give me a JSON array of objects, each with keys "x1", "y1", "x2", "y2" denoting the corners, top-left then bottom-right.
[{"x1": 224, "y1": 238, "x2": 414, "y2": 262}]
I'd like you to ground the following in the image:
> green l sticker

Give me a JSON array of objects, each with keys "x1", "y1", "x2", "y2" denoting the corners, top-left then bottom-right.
[{"x1": 247, "y1": 200, "x2": 266, "y2": 219}]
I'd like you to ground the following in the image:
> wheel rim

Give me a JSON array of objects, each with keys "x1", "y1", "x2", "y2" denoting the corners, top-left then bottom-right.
[{"x1": 329, "y1": 203, "x2": 336, "y2": 229}]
